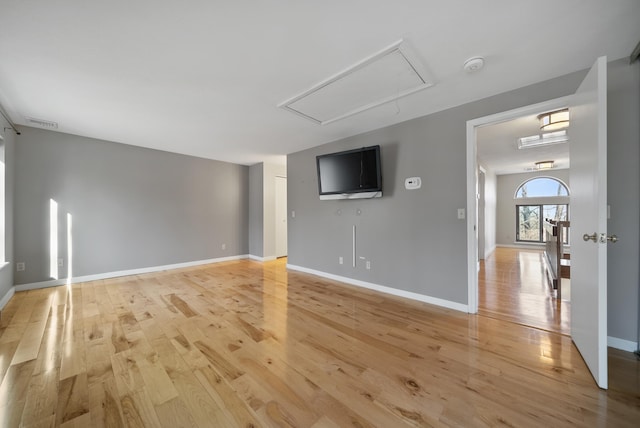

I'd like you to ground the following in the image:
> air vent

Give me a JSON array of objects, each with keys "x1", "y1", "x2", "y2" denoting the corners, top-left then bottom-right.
[
  {"x1": 517, "y1": 130, "x2": 568, "y2": 149},
  {"x1": 25, "y1": 117, "x2": 58, "y2": 129},
  {"x1": 279, "y1": 39, "x2": 435, "y2": 125}
]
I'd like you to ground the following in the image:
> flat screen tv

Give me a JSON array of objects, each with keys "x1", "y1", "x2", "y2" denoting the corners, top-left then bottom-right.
[{"x1": 316, "y1": 145, "x2": 382, "y2": 200}]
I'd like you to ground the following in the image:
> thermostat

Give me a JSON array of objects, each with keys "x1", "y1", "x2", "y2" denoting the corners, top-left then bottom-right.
[{"x1": 404, "y1": 177, "x2": 422, "y2": 190}]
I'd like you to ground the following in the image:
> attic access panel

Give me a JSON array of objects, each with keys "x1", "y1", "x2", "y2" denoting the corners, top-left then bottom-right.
[{"x1": 279, "y1": 40, "x2": 434, "y2": 125}]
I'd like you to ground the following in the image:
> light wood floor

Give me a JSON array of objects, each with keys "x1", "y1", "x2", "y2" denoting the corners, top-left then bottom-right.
[
  {"x1": 1, "y1": 258, "x2": 639, "y2": 427},
  {"x1": 478, "y1": 247, "x2": 571, "y2": 335}
]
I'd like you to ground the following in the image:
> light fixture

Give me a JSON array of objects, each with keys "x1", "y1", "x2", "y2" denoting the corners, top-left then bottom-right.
[
  {"x1": 538, "y1": 109, "x2": 569, "y2": 131},
  {"x1": 517, "y1": 130, "x2": 569, "y2": 149},
  {"x1": 534, "y1": 160, "x2": 555, "y2": 170}
]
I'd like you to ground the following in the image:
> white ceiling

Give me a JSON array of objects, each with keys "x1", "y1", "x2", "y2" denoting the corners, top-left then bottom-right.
[
  {"x1": 0, "y1": 0, "x2": 638, "y2": 166},
  {"x1": 477, "y1": 112, "x2": 571, "y2": 175}
]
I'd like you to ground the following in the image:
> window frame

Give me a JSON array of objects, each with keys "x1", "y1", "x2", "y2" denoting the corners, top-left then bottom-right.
[
  {"x1": 516, "y1": 203, "x2": 569, "y2": 243},
  {"x1": 514, "y1": 176, "x2": 570, "y2": 199}
]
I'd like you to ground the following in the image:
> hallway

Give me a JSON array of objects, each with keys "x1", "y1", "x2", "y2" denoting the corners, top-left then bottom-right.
[{"x1": 478, "y1": 247, "x2": 571, "y2": 335}]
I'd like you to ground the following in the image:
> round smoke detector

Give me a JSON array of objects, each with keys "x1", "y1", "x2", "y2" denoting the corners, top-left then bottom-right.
[{"x1": 463, "y1": 56, "x2": 485, "y2": 73}]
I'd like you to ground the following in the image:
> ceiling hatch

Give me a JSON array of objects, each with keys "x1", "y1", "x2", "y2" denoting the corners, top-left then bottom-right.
[{"x1": 279, "y1": 39, "x2": 435, "y2": 125}]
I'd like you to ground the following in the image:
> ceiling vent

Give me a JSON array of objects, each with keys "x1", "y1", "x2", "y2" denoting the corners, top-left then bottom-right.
[
  {"x1": 279, "y1": 39, "x2": 435, "y2": 125},
  {"x1": 517, "y1": 130, "x2": 569, "y2": 149},
  {"x1": 25, "y1": 117, "x2": 58, "y2": 129}
]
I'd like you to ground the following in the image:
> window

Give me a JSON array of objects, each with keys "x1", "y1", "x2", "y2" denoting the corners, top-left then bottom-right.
[
  {"x1": 515, "y1": 177, "x2": 569, "y2": 243},
  {"x1": 516, "y1": 204, "x2": 568, "y2": 242},
  {"x1": 515, "y1": 177, "x2": 569, "y2": 198}
]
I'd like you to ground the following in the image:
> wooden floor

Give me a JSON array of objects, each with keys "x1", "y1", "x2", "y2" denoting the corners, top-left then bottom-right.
[
  {"x1": 478, "y1": 247, "x2": 571, "y2": 335},
  {"x1": 1, "y1": 258, "x2": 639, "y2": 427}
]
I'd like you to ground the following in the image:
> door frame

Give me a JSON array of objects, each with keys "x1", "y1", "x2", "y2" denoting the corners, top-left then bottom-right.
[
  {"x1": 478, "y1": 167, "x2": 486, "y2": 261},
  {"x1": 274, "y1": 175, "x2": 288, "y2": 258},
  {"x1": 465, "y1": 95, "x2": 572, "y2": 313}
]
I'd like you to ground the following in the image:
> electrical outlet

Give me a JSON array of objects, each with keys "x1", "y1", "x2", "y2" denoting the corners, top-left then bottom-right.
[
  {"x1": 339, "y1": 256, "x2": 343, "y2": 265},
  {"x1": 221, "y1": 243, "x2": 226, "y2": 250},
  {"x1": 366, "y1": 260, "x2": 371, "y2": 270},
  {"x1": 16, "y1": 262, "x2": 25, "y2": 272},
  {"x1": 58, "y1": 258, "x2": 63, "y2": 267}
]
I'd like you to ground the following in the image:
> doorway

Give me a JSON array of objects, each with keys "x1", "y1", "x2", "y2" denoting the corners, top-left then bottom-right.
[
  {"x1": 468, "y1": 57, "x2": 610, "y2": 389},
  {"x1": 474, "y1": 110, "x2": 572, "y2": 335},
  {"x1": 466, "y1": 96, "x2": 572, "y2": 313},
  {"x1": 275, "y1": 176, "x2": 287, "y2": 258}
]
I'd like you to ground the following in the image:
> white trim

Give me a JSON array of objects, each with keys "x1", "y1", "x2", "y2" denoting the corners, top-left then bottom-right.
[
  {"x1": 607, "y1": 336, "x2": 638, "y2": 352},
  {"x1": 466, "y1": 95, "x2": 573, "y2": 315},
  {"x1": 287, "y1": 264, "x2": 468, "y2": 313},
  {"x1": 466, "y1": 120, "x2": 478, "y2": 313},
  {"x1": 14, "y1": 255, "x2": 250, "y2": 291},
  {"x1": 248, "y1": 255, "x2": 276, "y2": 262},
  {"x1": 0, "y1": 286, "x2": 14, "y2": 310},
  {"x1": 484, "y1": 244, "x2": 497, "y2": 259},
  {"x1": 497, "y1": 243, "x2": 546, "y2": 249}
]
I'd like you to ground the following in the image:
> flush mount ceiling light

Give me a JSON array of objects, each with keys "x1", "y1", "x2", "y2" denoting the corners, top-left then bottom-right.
[
  {"x1": 538, "y1": 108, "x2": 569, "y2": 131},
  {"x1": 278, "y1": 39, "x2": 435, "y2": 125},
  {"x1": 517, "y1": 130, "x2": 569, "y2": 149},
  {"x1": 534, "y1": 160, "x2": 555, "y2": 170}
]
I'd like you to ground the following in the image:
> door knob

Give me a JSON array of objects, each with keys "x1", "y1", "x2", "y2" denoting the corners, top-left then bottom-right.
[
  {"x1": 607, "y1": 234, "x2": 618, "y2": 243},
  {"x1": 583, "y1": 233, "x2": 598, "y2": 242}
]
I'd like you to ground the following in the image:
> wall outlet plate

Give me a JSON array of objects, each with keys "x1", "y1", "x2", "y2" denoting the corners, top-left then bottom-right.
[{"x1": 404, "y1": 177, "x2": 421, "y2": 189}]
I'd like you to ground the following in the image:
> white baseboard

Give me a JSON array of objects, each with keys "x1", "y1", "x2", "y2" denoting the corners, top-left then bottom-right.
[
  {"x1": 286, "y1": 264, "x2": 468, "y2": 313},
  {"x1": 485, "y1": 244, "x2": 497, "y2": 258},
  {"x1": 0, "y1": 287, "x2": 15, "y2": 310},
  {"x1": 14, "y1": 255, "x2": 250, "y2": 292},
  {"x1": 497, "y1": 243, "x2": 545, "y2": 249},
  {"x1": 607, "y1": 336, "x2": 638, "y2": 352},
  {"x1": 248, "y1": 255, "x2": 277, "y2": 262}
]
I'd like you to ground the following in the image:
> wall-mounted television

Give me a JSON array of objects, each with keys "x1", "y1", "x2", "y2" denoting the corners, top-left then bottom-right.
[{"x1": 316, "y1": 145, "x2": 382, "y2": 200}]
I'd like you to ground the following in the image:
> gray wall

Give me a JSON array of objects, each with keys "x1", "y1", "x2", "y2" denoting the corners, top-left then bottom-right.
[
  {"x1": 607, "y1": 59, "x2": 639, "y2": 345},
  {"x1": 0, "y1": 113, "x2": 15, "y2": 304},
  {"x1": 248, "y1": 163, "x2": 264, "y2": 257},
  {"x1": 14, "y1": 127, "x2": 249, "y2": 284},
  {"x1": 287, "y1": 58, "x2": 640, "y2": 344},
  {"x1": 496, "y1": 170, "x2": 570, "y2": 246},
  {"x1": 288, "y1": 69, "x2": 587, "y2": 305}
]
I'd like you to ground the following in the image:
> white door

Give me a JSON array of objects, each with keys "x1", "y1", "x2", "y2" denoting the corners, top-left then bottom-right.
[
  {"x1": 569, "y1": 56, "x2": 609, "y2": 389},
  {"x1": 275, "y1": 176, "x2": 288, "y2": 258}
]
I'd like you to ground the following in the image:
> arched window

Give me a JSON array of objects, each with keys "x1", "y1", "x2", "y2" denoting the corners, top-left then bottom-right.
[
  {"x1": 515, "y1": 177, "x2": 569, "y2": 198},
  {"x1": 514, "y1": 177, "x2": 570, "y2": 243}
]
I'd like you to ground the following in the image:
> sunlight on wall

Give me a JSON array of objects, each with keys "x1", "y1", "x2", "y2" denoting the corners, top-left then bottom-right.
[
  {"x1": 50, "y1": 198, "x2": 58, "y2": 279},
  {"x1": 0, "y1": 139, "x2": 5, "y2": 263}
]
